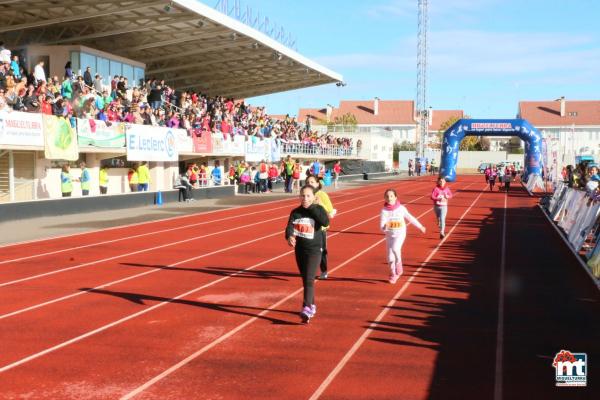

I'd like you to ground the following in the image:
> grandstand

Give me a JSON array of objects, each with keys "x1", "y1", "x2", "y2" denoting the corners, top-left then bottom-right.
[{"x1": 0, "y1": 0, "x2": 351, "y2": 201}]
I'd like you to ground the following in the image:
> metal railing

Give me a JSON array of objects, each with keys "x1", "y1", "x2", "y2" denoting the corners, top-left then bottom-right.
[{"x1": 280, "y1": 142, "x2": 356, "y2": 158}]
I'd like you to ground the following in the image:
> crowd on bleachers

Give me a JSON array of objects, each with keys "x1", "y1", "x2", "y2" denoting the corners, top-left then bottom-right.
[{"x1": 0, "y1": 44, "x2": 354, "y2": 154}]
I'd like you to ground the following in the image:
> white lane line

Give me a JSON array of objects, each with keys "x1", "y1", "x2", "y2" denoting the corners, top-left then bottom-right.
[
  {"x1": 308, "y1": 186, "x2": 487, "y2": 400},
  {"x1": 494, "y1": 190, "x2": 508, "y2": 400},
  {"x1": 0, "y1": 181, "x2": 439, "y2": 373},
  {"x1": 0, "y1": 204, "x2": 393, "y2": 373},
  {"x1": 118, "y1": 239, "x2": 386, "y2": 400},
  {"x1": 0, "y1": 182, "x2": 386, "y2": 265},
  {"x1": 117, "y1": 182, "x2": 477, "y2": 399},
  {"x1": 0, "y1": 190, "x2": 421, "y2": 320},
  {"x1": 0, "y1": 186, "x2": 410, "y2": 287},
  {"x1": 0, "y1": 177, "x2": 404, "y2": 252}
]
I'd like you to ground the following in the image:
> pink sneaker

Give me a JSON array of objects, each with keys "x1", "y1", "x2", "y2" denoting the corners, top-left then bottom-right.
[
  {"x1": 395, "y1": 263, "x2": 403, "y2": 276},
  {"x1": 389, "y1": 273, "x2": 398, "y2": 284}
]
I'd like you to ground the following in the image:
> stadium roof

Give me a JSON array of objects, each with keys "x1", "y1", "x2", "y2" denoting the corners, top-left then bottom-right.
[{"x1": 0, "y1": 0, "x2": 342, "y2": 98}]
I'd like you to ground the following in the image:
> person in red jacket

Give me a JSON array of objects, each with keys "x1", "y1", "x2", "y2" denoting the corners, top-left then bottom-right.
[
  {"x1": 267, "y1": 163, "x2": 279, "y2": 192},
  {"x1": 431, "y1": 177, "x2": 452, "y2": 239}
]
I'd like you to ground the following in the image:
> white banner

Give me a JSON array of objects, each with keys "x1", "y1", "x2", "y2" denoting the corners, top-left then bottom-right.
[
  {"x1": 126, "y1": 125, "x2": 179, "y2": 162},
  {"x1": 173, "y1": 129, "x2": 193, "y2": 153},
  {"x1": 0, "y1": 111, "x2": 44, "y2": 146},
  {"x1": 245, "y1": 137, "x2": 271, "y2": 162},
  {"x1": 77, "y1": 118, "x2": 126, "y2": 148}
]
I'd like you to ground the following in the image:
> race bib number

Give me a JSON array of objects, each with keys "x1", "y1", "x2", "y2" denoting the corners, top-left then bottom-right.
[
  {"x1": 386, "y1": 217, "x2": 405, "y2": 231},
  {"x1": 293, "y1": 218, "x2": 315, "y2": 239}
]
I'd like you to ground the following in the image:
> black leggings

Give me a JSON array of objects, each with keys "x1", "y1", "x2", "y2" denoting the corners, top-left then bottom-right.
[
  {"x1": 295, "y1": 250, "x2": 322, "y2": 307},
  {"x1": 320, "y1": 231, "x2": 328, "y2": 273}
]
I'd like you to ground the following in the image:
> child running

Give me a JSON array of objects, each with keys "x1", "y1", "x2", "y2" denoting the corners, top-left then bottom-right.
[
  {"x1": 285, "y1": 185, "x2": 330, "y2": 323},
  {"x1": 306, "y1": 175, "x2": 337, "y2": 280},
  {"x1": 380, "y1": 189, "x2": 426, "y2": 284},
  {"x1": 431, "y1": 178, "x2": 452, "y2": 238}
]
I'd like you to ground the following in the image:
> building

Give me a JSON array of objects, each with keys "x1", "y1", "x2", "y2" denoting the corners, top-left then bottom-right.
[{"x1": 519, "y1": 98, "x2": 600, "y2": 181}]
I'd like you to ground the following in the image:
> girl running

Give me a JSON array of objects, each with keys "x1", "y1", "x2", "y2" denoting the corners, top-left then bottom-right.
[
  {"x1": 285, "y1": 185, "x2": 330, "y2": 323},
  {"x1": 306, "y1": 175, "x2": 336, "y2": 280},
  {"x1": 431, "y1": 178, "x2": 452, "y2": 238},
  {"x1": 488, "y1": 167, "x2": 498, "y2": 191},
  {"x1": 380, "y1": 189, "x2": 426, "y2": 284}
]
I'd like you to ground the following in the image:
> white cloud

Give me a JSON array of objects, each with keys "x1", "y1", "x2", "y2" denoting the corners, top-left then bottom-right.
[{"x1": 367, "y1": 0, "x2": 501, "y2": 20}]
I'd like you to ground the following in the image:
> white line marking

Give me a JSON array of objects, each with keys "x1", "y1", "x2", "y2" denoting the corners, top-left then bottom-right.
[
  {"x1": 308, "y1": 186, "x2": 487, "y2": 400},
  {"x1": 0, "y1": 181, "x2": 440, "y2": 373},
  {"x1": 0, "y1": 177, "x2": 406, "y2": 251},
  {"x1": 494, "y1": 190, "x2": 508, "y2": 400},
  {"x1": 0, "y1": 183, "x2": 387, "y2": 265},
  {"x1": 117, "y1": 182, "x2": 478, "y2": 399},
  {"x1": 0, "y1": 189, "x2": 425, "y2": 319},
  {"x1": 0, "y1": 186, "x2": 415, "y2": 287}
]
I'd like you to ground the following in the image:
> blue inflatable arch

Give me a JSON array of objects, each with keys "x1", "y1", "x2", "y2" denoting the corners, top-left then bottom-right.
[{"x1": 439, "y1": 119, "x2": 542, "y2": 182}]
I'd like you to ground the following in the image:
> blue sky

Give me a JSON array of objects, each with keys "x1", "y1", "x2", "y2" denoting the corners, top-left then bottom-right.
[{"x1": 212, "y1": 0, "x2": 600, "y2": 118}]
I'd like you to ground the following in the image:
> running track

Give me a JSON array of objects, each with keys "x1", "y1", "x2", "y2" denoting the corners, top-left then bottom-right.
[{"x1": 0, "y1": 175, "x2": 598, "y2": 399}]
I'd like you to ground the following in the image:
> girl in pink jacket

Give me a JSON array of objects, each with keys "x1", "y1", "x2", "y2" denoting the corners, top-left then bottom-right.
[
  {"x1": 380, "y1": 188, "x2": 426, "y2": 284},
  {"x1": 431, "y1": 178, "x2": 453, "y2": 238}
]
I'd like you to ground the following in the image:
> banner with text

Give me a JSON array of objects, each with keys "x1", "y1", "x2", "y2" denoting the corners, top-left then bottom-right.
[
  {"x1": 192, "y1": 129, "x2": 213, "y2": 153},
  {"x1": 126, "y1": 125, "x2": 178, "y2": 162},
  {"x1": 0, "y1": 111, "x2": 44, "y2": 146},
  {"x1": 43, "y1": 115, "x2": 79, "y2": 160},
  {"x1": 174, "y1": 129, "x2": 193, "y2": 153},
  {"x1": 244, "y1": 137, "x2": 271, "y2": 162},
  {"x1": 77, "y1": 118, "x2": 126, "y2": 148}
]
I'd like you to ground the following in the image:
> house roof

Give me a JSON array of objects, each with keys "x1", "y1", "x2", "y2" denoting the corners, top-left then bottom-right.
[
  {"x1": 518, "y1": 100, "x2": 600, "y2": 126},
  {"x1": 299, "y1": 100, "x2": 415, "y2": 125},
  {"x1": 429, "y1": 110, "x2": 464, "y2": 131}
]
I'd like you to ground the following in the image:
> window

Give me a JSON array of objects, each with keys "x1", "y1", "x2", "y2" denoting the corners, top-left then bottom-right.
[
  {"x1": 96, "y1": 57, "x2": 110, "y2": 85},
  {"x1": 110, "y1": 60, "x2": 122, "y2": 78},
  {"x1": 134, "y1": 67, "x2": 145, "y2": 87},
  {"x1": 122, "y1": 64, "x2": 134, "y2": 84},
  {"x1": 80, "y1": 52, "x2": 97, "y2": 75},
  {"x1": 568, "y1": 112, "x2": 578, "y2": 117},
  {"x1": 70, "y1": 51, "x2": 80, "y2": 74}
]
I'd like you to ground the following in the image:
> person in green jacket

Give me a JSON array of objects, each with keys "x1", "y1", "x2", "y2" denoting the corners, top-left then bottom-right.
[
  {"x1": 99, "y1": 165, "x2": 109, "y2": 195},
  {"x1": 60, "y1": 164, "x2": 74, "y2": 197},
  {"x1": 137, "y1": 161, "x2": 151, "y2": 191}
]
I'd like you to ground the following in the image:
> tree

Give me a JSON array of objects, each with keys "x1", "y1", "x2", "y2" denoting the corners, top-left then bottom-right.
[
  {"x1": 397, "y1": 141, "x2": 416, "y2": 151},
  {"x1": 328, "y1": 112, "x2": 358, "y2": 130}
]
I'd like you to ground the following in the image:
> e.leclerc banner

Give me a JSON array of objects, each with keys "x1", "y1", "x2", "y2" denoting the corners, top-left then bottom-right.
[
  {"x1": 0, "y1": 111, "x2": 44, "y2": 146},
  {"x1": 126, "y1": 124, "x2": 178, "y2": 162},
  {"x1": 43, "y1": 115, "x2": 79, "y2": 160},
  {"x1": 192, "y1": 129, "x2": 213, "y2": 153},
  {"x1": 77, "y1": 118, "x2": 126, "y2": 148}
]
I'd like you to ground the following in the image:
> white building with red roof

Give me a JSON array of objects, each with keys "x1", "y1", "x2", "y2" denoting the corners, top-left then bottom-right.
[{"x1": 518, "y1": 98, "x2": 600, "y2": 166}]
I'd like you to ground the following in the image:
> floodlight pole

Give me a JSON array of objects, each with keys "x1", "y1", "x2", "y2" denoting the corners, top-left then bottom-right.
[{"x1": 416, "y1": 0, "x2": 428, "y2": 158}]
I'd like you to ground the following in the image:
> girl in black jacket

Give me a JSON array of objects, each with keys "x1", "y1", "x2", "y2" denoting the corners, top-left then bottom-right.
[{"x1": 285, "y1": 185, "x2": 330, "y2": 323}]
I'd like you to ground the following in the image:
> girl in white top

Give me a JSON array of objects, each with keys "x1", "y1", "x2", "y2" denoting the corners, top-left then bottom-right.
[{"x1": 380, "y1": 188, "x2": 426, "y2": 284}]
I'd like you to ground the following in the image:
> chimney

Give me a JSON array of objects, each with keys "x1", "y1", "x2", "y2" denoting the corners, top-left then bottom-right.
[
  {"x1": 374, "y1": 97, "x2": 379, "y2": 116},
  {"x1": 560, "y1": 96, "x2": 566, "y2": 117},
  {"x1": 326, "y1": 104, "x2": 333, "y2": 122}
]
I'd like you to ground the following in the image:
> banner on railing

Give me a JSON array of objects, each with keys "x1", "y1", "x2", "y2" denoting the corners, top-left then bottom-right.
[
  {"x1": 77, "y1": 118, "x2": 125, "y2": 148},
  {"x1": 0, "y1": 111, "x2": 44, "y2": 146},
  {"x1": 245, "y1": 137, "x2": 270, "y2": 162},
  {"x1": 43, "y1": 115, "x2": 79, "y2": 160},
  {"x1": 223, "y1": 135, "x2": 245, "y2": 155},
  {"x1": 270, "y1": 137, "x2": 281, "y2": 162},
  {"x1": 174, "y1": 129, "x2": 192, "y2": 153},
  {"x1": 126, "y1": 125, "x2": 178, "y2": 162},
  {"x1": 192, "y1": 130, "x2": 213, "y2": 153}
]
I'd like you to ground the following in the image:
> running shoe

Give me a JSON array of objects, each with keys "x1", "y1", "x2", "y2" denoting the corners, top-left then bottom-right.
[
  {"x1": 389, "y1": 272, "x2": 398, "y2": 284},
  {"x1": 318, "y1": 271, "x2": 328, "y2": 280},
  {"x1": 300, "y1": 306, "x2": 313, "y2": 323},
  {"x1": 395, "y1": 263, "x2": 403, "y2": 276},
  {"x1": 440, "y1": 232, "x2": 445, "y2": 239},
  {"x1": 311, "y1": 304, "x2": 317, "y2": 317}
]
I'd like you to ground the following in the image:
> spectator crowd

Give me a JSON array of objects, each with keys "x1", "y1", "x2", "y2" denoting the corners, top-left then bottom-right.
[{"x1": 0, "y1": 43, "x2": 354, "y2": 155}]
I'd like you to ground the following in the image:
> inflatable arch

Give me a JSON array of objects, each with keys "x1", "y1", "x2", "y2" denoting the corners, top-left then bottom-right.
[{"x1": 439, "y1": 119, "x2": 542, "y2": 182}]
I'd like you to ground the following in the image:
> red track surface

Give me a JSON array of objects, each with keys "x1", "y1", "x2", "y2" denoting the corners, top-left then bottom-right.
[{"x1": 0, "y1": 175, "x2": 598, "y2": 399}]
